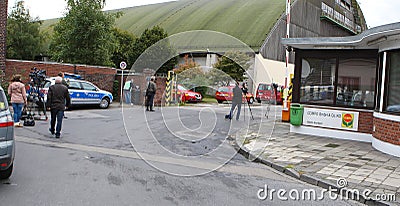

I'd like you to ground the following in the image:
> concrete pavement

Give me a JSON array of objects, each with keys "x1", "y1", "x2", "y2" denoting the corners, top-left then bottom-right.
[{"x1": 234, "y1": 120, "x2": 400, "y2": 205}]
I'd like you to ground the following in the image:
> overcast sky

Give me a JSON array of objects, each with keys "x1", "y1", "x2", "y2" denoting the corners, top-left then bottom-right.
[{"x1": 7, "y1": 0, "x2": 400, "y2": 28}]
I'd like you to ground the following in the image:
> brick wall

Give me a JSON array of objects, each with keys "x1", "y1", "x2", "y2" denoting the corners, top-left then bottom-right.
[
  {"x1": 358, "y1": 111, "x2": 374, "y2": 134},
  {"x1": 5, "y1": 60, "x2": 117, "y2": 92},
  {"x1": 121, "y1": 74, "x2": 166, "y2": 106},
  {"x1": 373, "y1": 117, "x2": 400, "y2": 146},
  {"x1": 0, "y1": 0, "x2": 7, "y2": 71},
  {"x1": 155, "y1": 77, "x2": 166, "y2": 106}
]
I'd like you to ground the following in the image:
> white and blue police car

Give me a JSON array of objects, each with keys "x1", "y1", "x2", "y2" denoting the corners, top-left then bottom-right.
[{"x1": 42, "y1": 78, "x2": 113, "y2": 109}]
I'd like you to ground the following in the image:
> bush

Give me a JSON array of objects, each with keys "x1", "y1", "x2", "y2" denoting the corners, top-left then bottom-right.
[
  {"x1": 112, "y1": 80, "x2": 119, "y2": 101},
  {"x1": 193, "y1": 86, "x2": 208, "y2": 97}
]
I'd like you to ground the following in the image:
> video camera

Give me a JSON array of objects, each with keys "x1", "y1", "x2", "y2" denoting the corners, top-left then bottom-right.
[{"x1": 29, "y1": 67, "x2": 47, "y2": 87}]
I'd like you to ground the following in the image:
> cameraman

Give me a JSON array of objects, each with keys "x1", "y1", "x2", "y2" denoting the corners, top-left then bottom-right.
[
  {"x1": 242, "y1": 82, "x2": 248, "y2": 96},
  {"x1": 227, "y1": 81, "x2": 242, "y2": 121}
]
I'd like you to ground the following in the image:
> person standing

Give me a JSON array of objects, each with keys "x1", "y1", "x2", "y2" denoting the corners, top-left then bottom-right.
[
  {"x1": 242, "y1": 82, "x2": 248, "y2": 96},
  {"x1": 46, "y1": 77, "x2": 71, "y2": 138},
  {"x1": 227, "y1": 81, "x2": 243, "y2": 120},
  {"x1": 145, "y1": 76, "x2": 157, "y2": 112},
  {"x1": 8, "y1": 74, "x2": 27, "y2": 127},
  {"x1": 123, "y1": 79, "x2": 133, "y2": 104}
]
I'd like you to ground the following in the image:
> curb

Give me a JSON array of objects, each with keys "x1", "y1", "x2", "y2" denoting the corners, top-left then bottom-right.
[{"x1": 232, "y1": 140, "x2": 392, "y2": 206}]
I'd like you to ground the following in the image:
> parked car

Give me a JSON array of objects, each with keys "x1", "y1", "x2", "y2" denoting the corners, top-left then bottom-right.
[
  {"x1": 215, "y1": 86, "x2": 254, "y2": 104},
  {"x1": 177, "y1": 85, "x2": 202, "y2": 103},
  {"x1": 0, "y1": 86, "x2": 15, "y2": 179},
  {"x1": 42, "y1": 78, "x2": 113, "y2": 109},
  {"x1": 255, "y1": 83, "x2": 282, "y2": 104}
]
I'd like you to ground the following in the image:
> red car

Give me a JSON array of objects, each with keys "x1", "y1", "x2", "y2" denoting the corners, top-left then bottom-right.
[
  {"x1": 177, "y1": 85, "x2": 202, "y2": 103},
  {"x1": 215, "y1": 86, "x2": 254, "y2": 104},
  {"x1": 255, "y1": 83, "x2": 283, "y2": 104}
]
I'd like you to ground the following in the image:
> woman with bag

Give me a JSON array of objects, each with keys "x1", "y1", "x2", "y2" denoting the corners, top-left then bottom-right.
[{"x1": 8, "y1": 74, "x2": 27, "y2": 127}]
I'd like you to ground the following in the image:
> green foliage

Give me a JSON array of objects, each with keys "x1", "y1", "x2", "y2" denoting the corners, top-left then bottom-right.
[
  {"x1": 49, "y1": 0, "x2": 121, "y2": 66},
  {"x1": 174, "y1": 55, "x2": 209, "y2": 91},
  {"x1": 111, "y1": 28, "x2": 136, "y2": 68},
  {"x1": 207, "y1": 68, "x2": 232, "y2": 87},
  {"x1": 112, "y1": 80, "x2": 119, "y2": 101},
  {"x1": 193, "y1": 86, "x2": 208, "y2": 97},
  {"x1": 7, "y1": 1, "x2": 44, "y2": 60},
  {"x1": 213, "y1": 50, "x2": 251, "y2": 83},
  {"x1": 129, "y1": 26, "x2": 177, "y2": 74},
  {"x1": 174, "y1": 55, "x2": 200, "y2": 75}
]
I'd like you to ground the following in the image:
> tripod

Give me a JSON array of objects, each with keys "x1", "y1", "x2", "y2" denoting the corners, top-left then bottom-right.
[
  {"x1": 26, "y1": 83, "x2": 48, "y2": 121},
  {"x1": 243, "y1": 98, "x2": 254, "y2": 120}
]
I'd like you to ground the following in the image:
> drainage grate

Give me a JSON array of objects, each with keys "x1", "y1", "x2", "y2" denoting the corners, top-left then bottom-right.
[{"x1": 324, "y1": 143, "x2": 340, "y2": 148}]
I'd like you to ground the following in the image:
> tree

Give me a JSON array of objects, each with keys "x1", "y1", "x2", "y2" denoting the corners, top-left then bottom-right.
[
  {"x1": 111, "y1": 28, "x2": 136, "y2": 68},
  {"x1": 6, "y1": 1, "x2": 43, "y2": 60},
  {"x1": 129, "y1": 26, "x2": 177, "y2": 74},
  {"x1": 49, "y1": 0, "x2": 120, "y2": 66},
  {"x1": 213, "y1": 50, "x2": 251, "y2": 83},
  {"x1": 174, "y1": 55, "x2": 204, "y2": 85}
]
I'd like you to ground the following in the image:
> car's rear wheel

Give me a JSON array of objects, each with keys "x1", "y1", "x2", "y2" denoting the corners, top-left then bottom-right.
[
  {"x1": 99, "y1": 97, "x2": 110, "y2": 109},
  {"x1": 0, "y1": 164, "x2": 13, "y2": 179}
]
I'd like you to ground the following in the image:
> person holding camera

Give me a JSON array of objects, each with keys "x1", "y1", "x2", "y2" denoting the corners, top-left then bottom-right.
[
  {"x1": 8, "y1": 74, "x2": 27, "y2": 127},
  {"x1": 227, "y1": 81, "x2": 243, "y2": 121},
  {"x1": 46, "y1": 77, "x2": 71, "y2": 138}
]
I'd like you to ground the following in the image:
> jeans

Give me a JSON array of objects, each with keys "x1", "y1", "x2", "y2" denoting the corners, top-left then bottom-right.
[
  {"x1": 50, "y1": 110, "x2": 64, "y2": 136},
  {"x1": 124, "y1": 90, "x2": 131, "y2": 104},
  {"x1": 229, "y1": 102, "x2": 242, "y2": 120},
  {"x1": 12, "y1": 103, "x2": 24, "y2": 123}
]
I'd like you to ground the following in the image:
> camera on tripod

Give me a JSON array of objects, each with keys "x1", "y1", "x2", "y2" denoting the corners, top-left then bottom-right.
[{"x1": 29, "y1": 67, "x2": 47, "y2": 87}]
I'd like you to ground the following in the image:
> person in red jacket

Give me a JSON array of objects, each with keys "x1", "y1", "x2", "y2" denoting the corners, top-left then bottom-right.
[
  {"x1": 46, "y1": 77, "x2": 71, "y2": 138},
  {"x1": 8, "y1": 74, "x2": 27, "y2": 127}
]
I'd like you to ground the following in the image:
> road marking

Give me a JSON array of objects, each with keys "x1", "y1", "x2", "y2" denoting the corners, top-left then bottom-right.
[{"x1": 15, "y1": 136, "x2": 292, "y2": 181}]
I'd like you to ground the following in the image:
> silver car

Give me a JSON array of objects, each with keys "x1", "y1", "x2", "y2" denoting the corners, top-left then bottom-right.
[{"x1": 0, "y1": 86, "x2": 15, "y2": 179}]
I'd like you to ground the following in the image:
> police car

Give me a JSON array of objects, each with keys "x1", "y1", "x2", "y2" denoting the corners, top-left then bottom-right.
[{"x1": 41, "y1": 78, "x2": 113, "y2": 109}]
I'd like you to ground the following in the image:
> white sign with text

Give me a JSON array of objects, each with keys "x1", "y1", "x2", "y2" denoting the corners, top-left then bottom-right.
[{"x1": 302, "y1": 107, "x2": 359, "y2": 131}]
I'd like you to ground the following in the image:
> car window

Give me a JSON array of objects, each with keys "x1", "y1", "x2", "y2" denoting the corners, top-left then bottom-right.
[
  {"x1": 258, "y1": 84, "x2": 271, "y2": 90},
  {"x1": 0, "y1": 90, "x2": 8, "y2": 111},
  {"x1": 178, "y1": 85, "x2": 188, "y2": 91},
  {"x1": 81, "y1": 82, "x2": 97, "y2": 91},
  {"x1": 218, "y1": 87, "x2": 230, "y2": 92},
  {"x1": 68, "y1": 81, "x2": 82, "y2": 90},
  {"x1": 44, "y1": 81, "x2": 52, "y2": 88}
]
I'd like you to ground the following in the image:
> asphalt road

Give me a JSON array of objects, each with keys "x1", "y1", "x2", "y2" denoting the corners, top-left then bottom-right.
[{"x1": 1, "y1": 104, "x2": 362, "y2": 205}]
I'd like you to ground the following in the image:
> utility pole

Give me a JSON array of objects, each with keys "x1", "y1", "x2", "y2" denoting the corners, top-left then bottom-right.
[{"x1": 282, "y1": 0, "x2": 291, "y2": 122}]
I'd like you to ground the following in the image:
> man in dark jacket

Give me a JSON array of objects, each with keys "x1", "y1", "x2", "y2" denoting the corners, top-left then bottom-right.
[
  {"x1": 145, "y1": 76, "x2": 157, "y2": 112},
  {"x1": 227, "y1": 81, "x2": 243, "y2": 120},
  {"x1": 46, "y1": 77, "x2": 71, "y2": 138}
]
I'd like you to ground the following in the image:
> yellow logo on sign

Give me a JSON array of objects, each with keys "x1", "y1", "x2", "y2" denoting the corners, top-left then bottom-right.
[{"x1": 342, "y1": 113, "x2": 354, "y2": 128}]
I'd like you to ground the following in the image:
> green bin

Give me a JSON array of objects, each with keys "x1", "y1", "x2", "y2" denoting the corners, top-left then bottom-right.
[{"x1": 290, "y1": 103, "x2": 304, "y2": 126}]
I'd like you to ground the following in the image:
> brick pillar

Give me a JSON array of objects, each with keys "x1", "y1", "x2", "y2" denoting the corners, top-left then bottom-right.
[{"x1": 0, "y1": 0, "x2": 8, "y2": 71}]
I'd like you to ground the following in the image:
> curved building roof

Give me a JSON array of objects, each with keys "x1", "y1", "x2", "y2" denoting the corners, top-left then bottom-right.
[
  {"x1": 282, "y1": 22, "x2": 400, "y2": 51},
  {"x1": 42, "y1": 0, "x2": 286, "y2": 51}
]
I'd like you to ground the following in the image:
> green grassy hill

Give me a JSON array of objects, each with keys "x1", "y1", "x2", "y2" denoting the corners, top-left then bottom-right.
[{"x1": 41, "y1": 0, "x2": 286, "y2": 51}]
